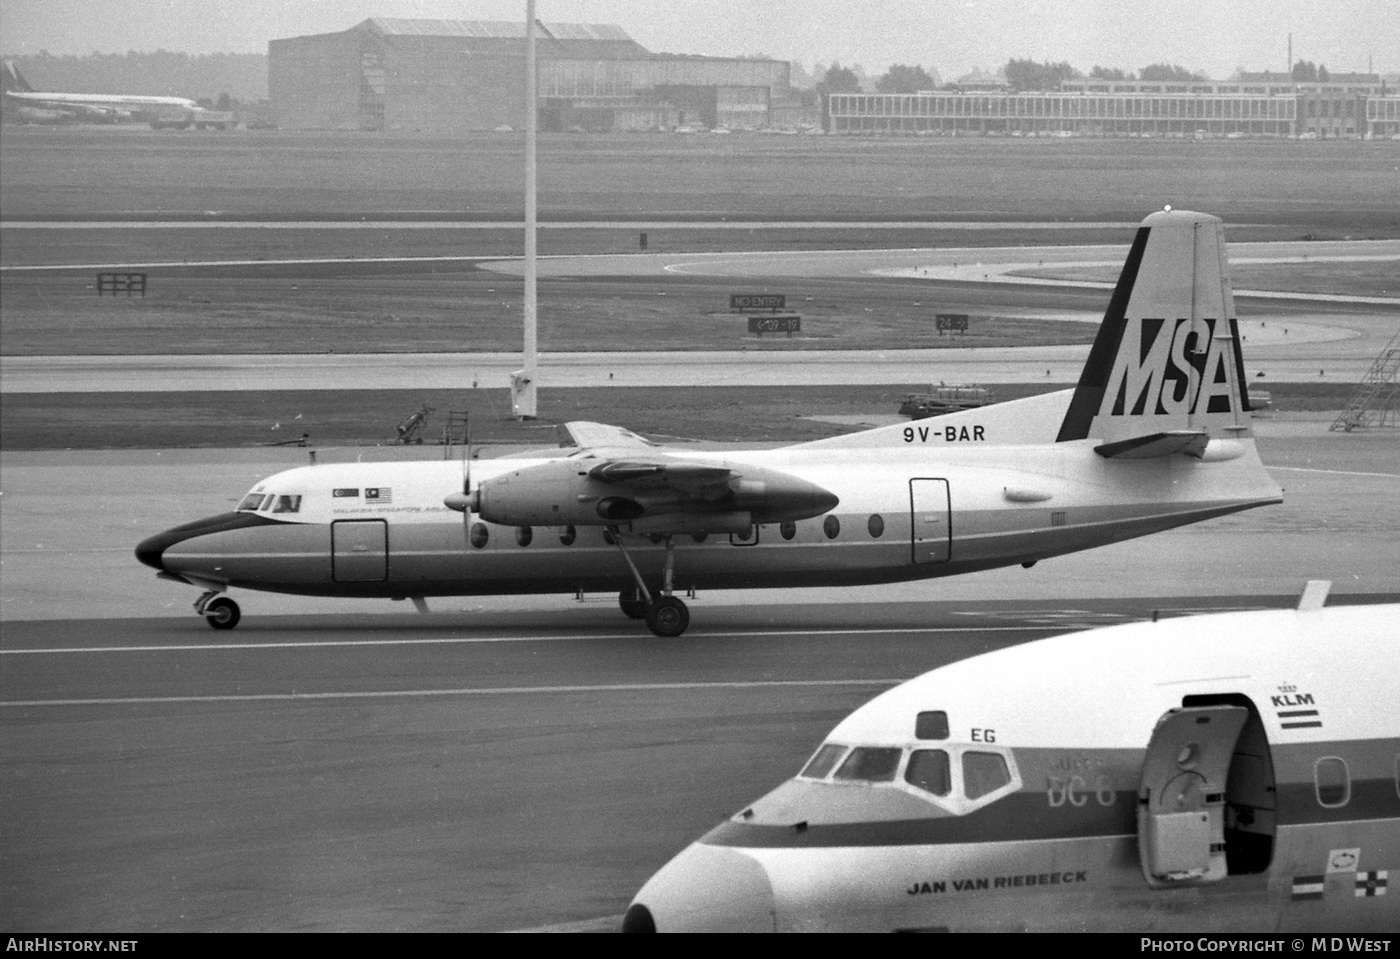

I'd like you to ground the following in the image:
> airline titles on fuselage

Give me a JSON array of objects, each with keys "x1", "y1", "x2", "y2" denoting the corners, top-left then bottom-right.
[{"x1": 907, "y1": 871, "x2": 1090, "y2": 896}]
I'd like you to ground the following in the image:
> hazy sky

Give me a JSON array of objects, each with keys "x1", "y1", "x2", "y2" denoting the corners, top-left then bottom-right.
[{"x1": 2, "y1": 0, "x2": 1395, "y2": 78}]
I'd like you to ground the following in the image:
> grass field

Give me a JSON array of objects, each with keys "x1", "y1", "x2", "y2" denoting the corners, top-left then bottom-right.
[
  {"x1": 3, "y1": 127, "x2": 1398, "y2": 228},
  {"x1": 0, "y1": 383, "x2": 1359, "y2": 451}
]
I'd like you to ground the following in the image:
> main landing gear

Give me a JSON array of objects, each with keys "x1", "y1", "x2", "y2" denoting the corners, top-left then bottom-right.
[
  {"x1": 195, "y1": 590, "x2": 241, "y2": 630},
  {"x1": 610, "y1": 530, "x2": 690, "y2": 638}
]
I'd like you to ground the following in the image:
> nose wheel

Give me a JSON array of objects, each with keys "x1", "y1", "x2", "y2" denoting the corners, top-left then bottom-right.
[{"x1": 195, "y1": 591, "x2": 241, "y2": 630}]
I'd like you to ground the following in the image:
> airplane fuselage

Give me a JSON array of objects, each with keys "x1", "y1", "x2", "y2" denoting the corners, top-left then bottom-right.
[
  {"x1": 141, "y1": 426, "x2": 1278, "y2": 602},
  {"x1": 625, "y1": 606, "x2": 1400, "y2": 931}
]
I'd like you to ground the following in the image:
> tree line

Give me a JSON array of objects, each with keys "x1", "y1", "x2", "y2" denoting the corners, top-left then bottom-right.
[{"x1": 803, "y1": 58, "x2": 1222, "y2": 97}]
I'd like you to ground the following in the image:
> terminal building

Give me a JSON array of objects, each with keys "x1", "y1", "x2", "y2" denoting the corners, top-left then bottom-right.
[
  {"x1": 269, "y1": 18, "x2": 794, "y2": 132},
  {"x1": 826, "y1": 75, "x2": 1398, "y2": 139}
]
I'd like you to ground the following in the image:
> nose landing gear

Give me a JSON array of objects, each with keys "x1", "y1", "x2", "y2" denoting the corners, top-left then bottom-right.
[{"x1": 195, "y1": 591, "x2": 241, "y2": 630}]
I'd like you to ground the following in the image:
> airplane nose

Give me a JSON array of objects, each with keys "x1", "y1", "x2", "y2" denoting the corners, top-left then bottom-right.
[
  {"x1": 135, "y1": 512, "x2": 281, "y2": 572},
  {"x1": 135, "y1": 533, "x2": 167, "y2": 570},
  {"x1": 623, "y1": 842, "x2": 775, "y2": 933}
]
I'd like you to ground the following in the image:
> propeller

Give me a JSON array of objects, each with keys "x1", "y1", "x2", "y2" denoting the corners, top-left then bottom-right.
[{"x1": 442, "y1": 412, "x2": 477, "y2": 540}]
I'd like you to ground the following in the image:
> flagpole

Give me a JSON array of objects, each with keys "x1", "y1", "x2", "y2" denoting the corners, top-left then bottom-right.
[{"x1": 512, "y1": 0, "x2": 539, "y2": 418}]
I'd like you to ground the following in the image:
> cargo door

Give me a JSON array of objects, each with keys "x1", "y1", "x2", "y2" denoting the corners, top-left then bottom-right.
[
  {"x1": 1137, "y1": 705, "x2": 1247, "y2": 887},
  {"x1": 909, "y1": 478, "x2": 951, "y2": 563},
  {"x1": 332, "y1": 519, "x2": 388, "y2": 582}
]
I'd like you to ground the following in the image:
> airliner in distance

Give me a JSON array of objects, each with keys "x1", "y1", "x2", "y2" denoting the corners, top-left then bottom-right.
[
  {"x1": 137, "y1": 209, "x2": 1283, "y2": 636},
  {"x1": 623, "y1": 584, "x2": 1400, "y2": 932},
  {"x1": 1, "y1": 61, "x2": 232, "y2": 129}
]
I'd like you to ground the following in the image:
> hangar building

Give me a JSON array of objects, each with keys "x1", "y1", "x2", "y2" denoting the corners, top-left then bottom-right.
[{"x1": 269, "y1": 18, "x2": 793, "y2": 132}]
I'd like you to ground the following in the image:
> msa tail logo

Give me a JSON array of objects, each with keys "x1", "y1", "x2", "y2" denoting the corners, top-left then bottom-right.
[{"x1": 1101, "y1": 317, "x2": 1238, "y2": 417}]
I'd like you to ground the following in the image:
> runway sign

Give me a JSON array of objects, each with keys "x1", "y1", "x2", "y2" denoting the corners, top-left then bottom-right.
[
  {"x1": 936, "y1": 313, "x2": 969, "y2": 334},
  {"x1": 731, "y1": 294, "x2": 786, "y2": 311},
  {"x1": 749, "y1": 314, "x2": 801, "y2": 335}
]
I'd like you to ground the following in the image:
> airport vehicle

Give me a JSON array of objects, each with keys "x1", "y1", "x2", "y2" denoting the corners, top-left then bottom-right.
[
  {"x1": 137, "y1": 209, "x2": 1282, "y2": 636},
  {"x1": 623, "y1": 584, "x2": 1400, "y2": 931},
  {"x1": 1, "y1": 61, "x2": 234, "y2": 129}
]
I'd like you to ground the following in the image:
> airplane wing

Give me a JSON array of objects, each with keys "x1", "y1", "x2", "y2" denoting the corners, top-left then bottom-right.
[
  {"x1": 471, "y1": 420, "x2": 838, "y2": 531},
  {"x1": 558, "y1": 420, "x2": 658, "y2": 451}
]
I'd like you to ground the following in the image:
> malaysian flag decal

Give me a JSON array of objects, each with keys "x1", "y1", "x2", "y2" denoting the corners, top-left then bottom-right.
[{"x1": 365, "y1": 487, "x2": 393, "y2": 504}]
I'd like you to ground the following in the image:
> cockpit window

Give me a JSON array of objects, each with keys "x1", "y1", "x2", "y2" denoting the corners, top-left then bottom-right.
[
  {"x1": 833, "y1": 747, "x2": 902, "y2": 783},
  {"x1": 271, "y1": 494, "x2": 302, "y2": 514},
  {"x1": 799, "y1": 744, "x2": 847, "y2": 780},
  {"x1": 236, "y1": 493, "x2": 265, "y2": 512},
  {"x1": 905, "y1": 749, "x2": 952, "y2": 796},
  {"x1": 915, "y1": 711, "x2": 949, "y2": 740},
  {"x1": 962, "y1": 751, "x2": 1012, "y2": 800}
]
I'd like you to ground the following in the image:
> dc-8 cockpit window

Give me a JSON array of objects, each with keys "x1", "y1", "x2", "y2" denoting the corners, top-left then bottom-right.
[
  {"x1": 905, "y1": 749, "x2": 952, "y2": 796},
  {"x1": 799, "y1": 744, "x2": 847, "y2": 780},
  {"x1": 962, "y1": 751, "x2": 1012, "y2": 800},
  {"x1": 271, "y1": 495, "x2": 301, "y2": 513},
  {"x1": 236, "y1": 493, "x2": 265, "y2": 512},
  {"x1": 833, "y1": 747, "x2": 902, "y2": 783}
]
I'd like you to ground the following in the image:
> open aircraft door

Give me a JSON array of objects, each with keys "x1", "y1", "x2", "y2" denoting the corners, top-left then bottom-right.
[
  {"x1": 909, "y1": 478, "x2": 950, "y2": 563},
  {"x1": 1137, "y1": 705, "x2": 1248, "y2": 888},
  {"x1": 331, "y1": 519, "x2": 388, "y2": 582}
]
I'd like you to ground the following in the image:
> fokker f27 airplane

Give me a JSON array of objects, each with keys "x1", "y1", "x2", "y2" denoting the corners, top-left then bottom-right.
[
  {"x1": 137, "y1": 210, "x2": 1283, "y2": 636},
  {"x1": 624, "y1": 585, "x2": 1400, "y2": 932}
]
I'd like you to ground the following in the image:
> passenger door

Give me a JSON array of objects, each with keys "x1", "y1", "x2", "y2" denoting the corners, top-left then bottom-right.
[
  {"x1": 909, "y1": 478, "x2": 951, "y2": 563},
  {"x1": 1137, "y1": 705, "x2": 1248, "y2": 887}
]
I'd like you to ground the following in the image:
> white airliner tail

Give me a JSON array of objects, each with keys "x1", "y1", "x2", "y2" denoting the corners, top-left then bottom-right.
[
  {"x1": 798, "y1": 210, "x2": 1251, "y2": 455},
  {"x1": 1055, "y1": 209, "x2": 1251, "y2": 452}
]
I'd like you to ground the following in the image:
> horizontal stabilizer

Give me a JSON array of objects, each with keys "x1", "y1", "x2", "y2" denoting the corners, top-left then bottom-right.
[{"x1": 1094, "y1": 430, "x2": 1208, "y2": 459}]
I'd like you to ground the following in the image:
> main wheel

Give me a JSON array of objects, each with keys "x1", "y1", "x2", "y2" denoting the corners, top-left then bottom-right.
[
  {"x1": 645, "y1": 596, "x2": 689, "y2": 638},
  {"x1": 618, "y1": 588, "x2": 647, "y2": 620},
  {"x1": 204, "y1": 597, "x2": 241, "y2": 630}
]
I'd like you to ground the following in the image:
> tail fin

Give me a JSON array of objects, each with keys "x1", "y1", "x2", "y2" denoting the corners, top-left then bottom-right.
[
  {"x1": 2, "y1": 61, "x2": 35, "y2": 94},
  {"x1": 1056, "y1": 210, "x2": 1251, "y2": 450}
]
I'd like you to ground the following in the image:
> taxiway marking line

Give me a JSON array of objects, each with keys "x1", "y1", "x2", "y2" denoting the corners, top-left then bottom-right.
[
  {"x1": 1, "y1": 678, "x2": 905, "y2": 708},
  {"x1": 0, "y1": 624, "x2": 1056, "y2": 656},
  {"x1": 1269, "y1": 466, "x2": 1400, "y2": 479}
]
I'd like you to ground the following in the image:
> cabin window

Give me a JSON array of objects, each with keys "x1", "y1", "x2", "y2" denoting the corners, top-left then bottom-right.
[
  {"x1": 271, "y1": 494, "x2": 301, "y2": 514},
  {"x1": 516, "y1": 526, "x2": 532, "y2": 547},
  {"x1": 905, "y1": 749, "x2": 951, "y2": 796},
  {"x1": 833, "y1": 747, "x2": 902, "y2": 783},
  {"x1": 799, "y1": 743, "x2": 847, "y2": 780},
  {"x1": 236, "y1": 493, "x2": 266, "y2": 511},
  {"x1": 559, "y1": 526, "x2": 576, "y2": 546},
  {"x1": 823, "y1": 515, "x2": 841, "y2": 539},
  {"x1": 868, "y1": 514, "x2": 885, "y2": 538},
  {"x1": 1314, "y1": 757, "x2": 1350, "y2": 807},
  {"x1": 915, "y1": 711, "x2": 949, "y2": 740},
  {"x1": 780, "y1": 521, "x2": 797, "y2": 540},
  {"x1": 962, "y1": 751, "x2": 1012, "y2": 800},
  {"x1": 470, "y1": 523, "x2": 489, "y2": 549}
]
